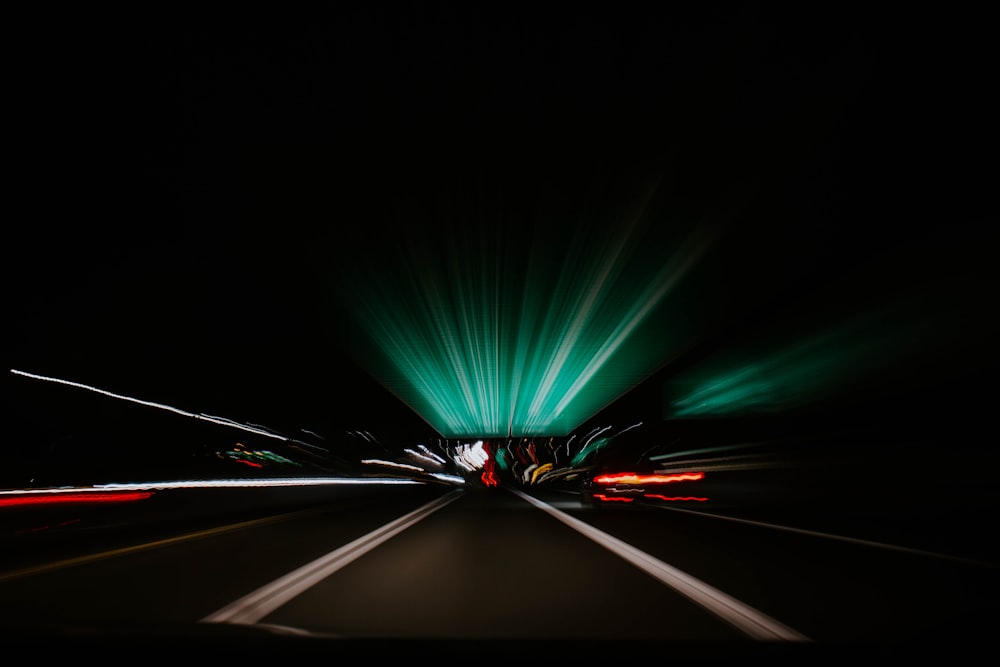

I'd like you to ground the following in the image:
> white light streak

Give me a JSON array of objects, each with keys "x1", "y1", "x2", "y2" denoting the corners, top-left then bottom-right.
[
  {"x1": 361, "y1": 458, "x2": 424, "y2": 472},
  {"x1": 430, "y1": 473, "x2": 465, "y2": 484},
  {"x1": 583, "y1": 425, "x2": 612, "y2": 449},
  {"x1": 10, "y1": 369, "x2": 291, "y2": 441},
  {"x1": 404, "y1": 448, "x2": 443, "y2": 468},
  {"x1": 418, "y1": 444, "x2": 446, "y2": 464},
  {"x1": 0, "y1": 477, "x2": 426, "y2": 495}
]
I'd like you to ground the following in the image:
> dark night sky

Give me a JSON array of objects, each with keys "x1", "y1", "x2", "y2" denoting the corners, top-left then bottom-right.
[{"x1": 5, "y1": 5, "x2": 997, "y2": 471}]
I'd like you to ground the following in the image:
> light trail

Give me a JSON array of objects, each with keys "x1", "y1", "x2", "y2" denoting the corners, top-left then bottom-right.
[
  {"x1": 10, "y1": 368, "x2": 296, "y2": 442},
  {"x1": 0, "y1": 477, "x2": 427, "y2": 494}
]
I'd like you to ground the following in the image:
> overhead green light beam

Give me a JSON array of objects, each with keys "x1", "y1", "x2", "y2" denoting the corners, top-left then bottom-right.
[{"x1": 334, "y1": 180, "x2": 719, "y2": 439}]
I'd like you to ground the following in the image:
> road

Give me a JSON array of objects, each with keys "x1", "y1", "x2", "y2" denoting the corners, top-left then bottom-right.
[{"x1": 0, "y1": 483, "x2": 997, "y2": 660}]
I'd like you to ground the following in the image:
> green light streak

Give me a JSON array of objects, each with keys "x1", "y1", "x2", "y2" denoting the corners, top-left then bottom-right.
[
  {"x1": 335, "y1": 184, "x2": 717, "y2": 438},
  {"x1": 549, "y1": 221, "x2": 720, "y2": 419},
  {"x1": 494, "y1": 447, "x2": 510, "y2": 471},
  {"x1": 665, "y1": 299, "x2": 944, "y2": 418},
  {"x1": 569, "y1": 436, "x2": 612, "y2": 467}
]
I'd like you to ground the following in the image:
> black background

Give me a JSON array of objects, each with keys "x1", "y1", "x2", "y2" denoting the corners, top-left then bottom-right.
[{"x1": 5, "y1": 5, "x2": 996, "y2": 475}]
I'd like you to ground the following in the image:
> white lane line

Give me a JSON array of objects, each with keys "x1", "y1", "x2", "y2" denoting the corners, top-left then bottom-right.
[
  {"x1": 652, "y1": 504, "x2": 1000, "y2": 569},
  {"x1": 202, "y1": 489, "x2": 463, "y2": 625},
  {"x1": 512, "y1": 489, "x2": 810, "y2": 642}
]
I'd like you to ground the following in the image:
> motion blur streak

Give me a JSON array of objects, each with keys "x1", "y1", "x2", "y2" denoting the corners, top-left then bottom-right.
[
  {"x1": 644, "y1": 495, "x2": 708, "y2": 502},
  {"x1": 0, "y1": 478, "x2": 427, "y2": 498},
  {"x1": 202, "y1": 490, "x2": 463, "y2": 624},
  {"x1": 0, "y1": 491, "x2": 154, "y2": 507},
  {"x1": 481, "y1": 469, "x2": 498, "y2": 487},
  {"x1": 453, "y1": 440, "x2": 491, "y2": 471},
  {"x1": 593, "y1": 472, "x2": 705, "y2": 484},
  {"x1": 529, "y1": 462, "x2": 553, "y2": 484},
  {"x1": 93, "y1": 478, "x2": 426, "y2": 490},
  {"x1": 593, "y1": 495, "x2": 633, "y2": 503},
  {"x1": 665, "y1": 298, "x2": 945, "y2": 417},
  {"x1": 338, "y1": 204, "x2": 721, "y2": 438},
  {"x1": 430, "y1": 473, "x2": 465, "y2": 485},
  {"x1": 417, "y1": 445, "x2": 446, "y2": 464},
  {"x1": 404, "y1": 448, "x2": 444, "y2": 469},
  {"x1": 656, "y1": 462, "x2": 793, "y2": 474},
  {"x1": 362, "y1": 459, "x2": 425, "y2": 472},
  {"x1": 8, "y1": 369, "x2": 324, "y2": 449},
  {"x1": 651, "y1": 443, "x2": 762, "y2": 462},
  {"x1": 650, "y1": 445, "x2": 794, "y2": 474},
  {"x1": 569, "y1": 425, "x2": 616, "y2": 466},
  {"x1": 512, "y1": 490, "x2": 810, "y2": 641}
]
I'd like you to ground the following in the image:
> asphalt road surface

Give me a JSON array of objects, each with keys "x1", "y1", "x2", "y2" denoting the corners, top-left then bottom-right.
[{"x1": 1, "y1": 483, "x2": 996, "y2": 660}]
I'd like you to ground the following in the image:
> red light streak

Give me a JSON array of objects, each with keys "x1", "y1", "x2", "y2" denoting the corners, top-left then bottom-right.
[
  {"x1": 593, "y1": 494, "x2": 634, "y2": 503},
  {"x1": 0, "y1": 491, "x2": 155, "y2": 508},
  {"x1": 480, "y1": 441, "x2": 499, "y2": 486},
  {"x1": 643, "y1": 494, "x2": 709, "y2": 502}
]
